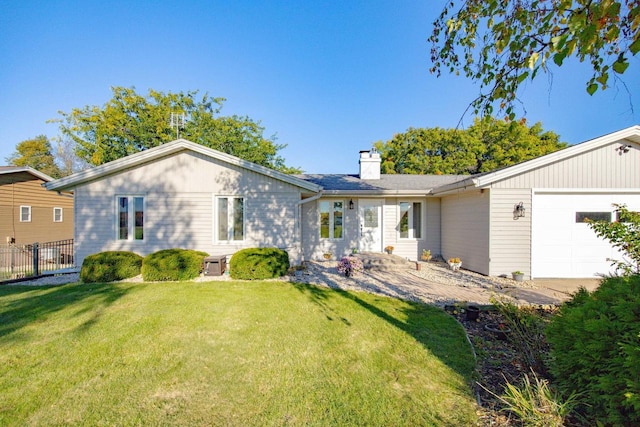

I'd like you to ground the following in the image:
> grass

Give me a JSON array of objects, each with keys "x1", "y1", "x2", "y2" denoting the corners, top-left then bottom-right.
[{"x1": 0, "y1": 280, "x2": 478, "y2": 426}]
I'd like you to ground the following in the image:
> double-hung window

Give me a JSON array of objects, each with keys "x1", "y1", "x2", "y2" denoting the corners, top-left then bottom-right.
[
  {"x1": 399, "y1": 201, "x2": 422, "y2": 239},
  {"x1": 53, "y1": 207, "x2": 63, "y2": 222},
  {"x1": 319, "y1": 200, "x2": 343, "y2": 239},
  {"x1": 20, "y1": 206, "x2": 31, "y2": 222},
  {"x1": 217, "y1": 196, "x2": 244, "y2": 241},
  {"x1": 117, "y1": 196, "x2": 144, "y2": 241}
]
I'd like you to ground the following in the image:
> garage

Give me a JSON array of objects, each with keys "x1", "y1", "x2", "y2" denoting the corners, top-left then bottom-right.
[{"x1": 532, "y1": 192, "x2": 640, "y2": 278}]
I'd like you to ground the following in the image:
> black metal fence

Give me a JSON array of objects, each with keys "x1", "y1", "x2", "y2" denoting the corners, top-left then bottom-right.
[{"x1": 0, "y1": 239, "x2": 74, "y2": 282}]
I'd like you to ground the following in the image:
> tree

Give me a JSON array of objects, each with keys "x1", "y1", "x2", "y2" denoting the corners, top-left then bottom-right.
[
  {"x1": 429, "y1": 1, "x2": 640, "y2": 119},
  {"x1": 374, "y1": 118, "x2": 565, "y2": 175},
  {"x1": 6, "y1": 135, "x2": 63, "y2": 179},
  {"x1": 588, "y1": 204, "x2": 640, "y2": 274},
  {"x1": 56, "y1": 87, "x2": 301, "y2": 173},
  {"x1": 54, "y1": 137, "x2": 89, "y2": 176}
]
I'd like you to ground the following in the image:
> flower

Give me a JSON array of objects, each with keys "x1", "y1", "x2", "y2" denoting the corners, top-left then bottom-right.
[
  {"x1": 448, "y1": 257, "x2": 461, "y2": 264},
  {"x1": 337, "y1": 256, "x2": 364, "y2": 277},
  {"x1": 385, "y1": 245, "x2": 394, "y2": 252}
]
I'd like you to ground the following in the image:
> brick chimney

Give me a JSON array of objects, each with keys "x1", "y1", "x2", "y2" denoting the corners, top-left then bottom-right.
[{"x1": 359, "y1": 148, "x2": 381, "y2": 180}]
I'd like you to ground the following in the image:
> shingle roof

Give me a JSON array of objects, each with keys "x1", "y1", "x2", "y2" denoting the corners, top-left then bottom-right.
[{"x1": 296, "y1": 174, "x2": 470, "y2": 194}]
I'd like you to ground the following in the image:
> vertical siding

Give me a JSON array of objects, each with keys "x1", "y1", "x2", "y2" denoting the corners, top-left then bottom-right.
[
  {"x1": 488, "y1": 189, "x2": 532, "y2": 278},
  {"x1": 73, "y1": 151, "x2": 303, "y2": 266},
  {"x1": 492, "y1": 142, "x2": 640, "y2": 188},
  {"x1": 0, "y1": 173, "x2": 74, "y2": 245},
  {"x1": 441, "y1": 190, "x2": 490, "y2": 275}
]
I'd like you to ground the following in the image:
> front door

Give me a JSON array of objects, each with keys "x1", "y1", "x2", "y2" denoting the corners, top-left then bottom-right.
[{"x1": 359, "y1": 199, "x2": 383, "y2": 252}]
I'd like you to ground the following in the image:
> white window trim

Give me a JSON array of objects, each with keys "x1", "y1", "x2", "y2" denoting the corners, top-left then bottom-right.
[
  {"x1": 319, "y1": 199, "x2": 344, "y2": 240},
  {"x1": 53, "y1": 207, "x2": 63, "y2": 222},
  {"x1": 398, "y1": 200, "x2": 424, "y2": 240},
  {"x1": 116, "y1": 195, "x2": 145, "y2": 241},
  {"x1": 214, "y1": 195, "x2": 246, "y2": 242},
  {"x1": 20, "y1": 205, "x2": 31, "y2": 222}
]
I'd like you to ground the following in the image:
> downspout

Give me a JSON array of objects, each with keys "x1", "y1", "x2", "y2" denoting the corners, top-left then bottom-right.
[{"x1": 296, "y1": 191, "x2": 324, "y2": 262}]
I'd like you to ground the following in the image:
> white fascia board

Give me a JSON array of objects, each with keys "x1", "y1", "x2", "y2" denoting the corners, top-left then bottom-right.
[
  {"x1": 473, "y1": 126, "x2": 640, "y2": 187},
  {"x1": 321, "y1": 189, "x2": 430, "y2": 196},
  {"x1": 44, "y1": 139, "x2": 321, "y2": 193},
  {"x1": 431, "y1": 125, "x2": 640, "y2": 194}
]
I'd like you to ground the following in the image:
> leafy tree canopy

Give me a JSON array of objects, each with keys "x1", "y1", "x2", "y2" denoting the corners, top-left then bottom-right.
[
  {"x1": 56, "y1": 87, "x2": 301, "y2": 173},
  {"x1": 6, "y1": 135, "x2": 63, "y2": 179},
  {"x1": 374, "y1": 118, "x2": 566, "y2": 175},
  {"x1": 430, "y1": 0, "x2": 640, "y2": 119}
]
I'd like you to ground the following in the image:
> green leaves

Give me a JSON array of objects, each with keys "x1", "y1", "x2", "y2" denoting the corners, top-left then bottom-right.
[
  {"x1": 376, "y1": 117, "x2": 565, "y2": 175},
  {"x1": 57, "y1": 87, "x2": 299, "y2": 173},
  {"x1": 429, "y1": 0, "x2": 639, "y2": 118}
]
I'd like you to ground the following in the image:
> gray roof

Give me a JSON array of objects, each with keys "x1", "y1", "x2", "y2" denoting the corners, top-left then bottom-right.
[{"x1": 296, "y1": 174, "x2": 470, "y2": 195}]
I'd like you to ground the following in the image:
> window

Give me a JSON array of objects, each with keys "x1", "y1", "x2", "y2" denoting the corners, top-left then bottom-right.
[
  {"x1": 117, "y1": 196, "x2": 144, "y2": 240},
  {"x1": 575, "y1": 211, "x2": 611, "y2": 223},
  {"x1": 53, "y1": 207, "x2": 63, "y2": 222},
  {"x1": 320, "y1": 200, "x2": 343, "y2": 239},
  {"x1": 217, "y1": 197, "x2": 244, "y2": 241},
  {"x1": 399, "y1": 202, "x2": 422, "y2": 239},
  {"x1": 20, "y1": 206, "x2": 31, "y2": 222}
]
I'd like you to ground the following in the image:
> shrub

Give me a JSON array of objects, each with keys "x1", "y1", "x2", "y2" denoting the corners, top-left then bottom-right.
[
  {"x1": 498, "y1": 371, "x2": 579, "y2": 427},
  {"x1": 229, "y1": 248, "x2": 289, "y2": 280},
  {"x1": 546, "y1": 275, "x2": 640, "y2": 425},
  {"x1": 142, "y1": 249, "x2": 209, "y2": 281},
  {"x1": 337, "y1": 256, "x2": 364, "y2": 277},
  {"x1": 80, "y1": 251, "x2": 143, "y2": 283}
]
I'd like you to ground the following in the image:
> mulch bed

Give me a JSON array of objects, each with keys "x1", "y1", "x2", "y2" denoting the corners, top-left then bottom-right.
[{"x1": 449, "y1": 306, "x2": 556, "y2": 426}]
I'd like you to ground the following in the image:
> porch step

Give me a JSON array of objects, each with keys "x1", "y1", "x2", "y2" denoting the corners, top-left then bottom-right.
[{"x1": 353, "y1": 252, "x2": 415, "y2": 272}]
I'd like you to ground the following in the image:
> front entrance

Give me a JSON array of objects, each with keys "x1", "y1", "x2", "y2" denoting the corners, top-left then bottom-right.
[{"x1": 358, "y1": 199, "x2": 383, "y2": 252}]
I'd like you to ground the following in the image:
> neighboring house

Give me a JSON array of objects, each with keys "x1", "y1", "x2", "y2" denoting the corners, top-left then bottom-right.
[
  {"x1": 0, "y1": 166, "x2": 74, "y2": 245},
  {"x1": 44, "y1": 125, "x2": 640, "y2": 279}
]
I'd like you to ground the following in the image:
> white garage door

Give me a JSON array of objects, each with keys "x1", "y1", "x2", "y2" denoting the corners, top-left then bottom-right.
[{"x1": 532, "y1": 193, "x2": 640, "y2": 278}]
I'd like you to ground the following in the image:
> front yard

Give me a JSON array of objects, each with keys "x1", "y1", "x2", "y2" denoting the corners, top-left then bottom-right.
[{"x1": 0, "y1": 281, "x2": 478, "y2": 426}]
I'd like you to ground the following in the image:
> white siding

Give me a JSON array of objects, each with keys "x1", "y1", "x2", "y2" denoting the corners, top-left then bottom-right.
[
  {"x1": 488, "y1": 189, "x2": 532, "y2": 278},
  {"x1": 73, "y1": 151, "x2": 303, "y2": 265},
  {"x1": 301, "y1": 197, "x2": 358, "y2": 260},
  {"x1": 300, "y1": 196, "x2": 438, "y2": 262},
  {"x1": 441, "y1": 190, "x2": 490, "y2": 275},
  {"x1": 491, "y1": 142, "x2": 640, "y2": 189}
]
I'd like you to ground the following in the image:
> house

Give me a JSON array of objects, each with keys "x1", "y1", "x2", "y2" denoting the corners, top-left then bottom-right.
[
  {"x1": 44, "y1": 125, "x2": 640, "y2": 279},
  {"x1": 0, "y1": 166, "x2": 74, "y2": 245}
]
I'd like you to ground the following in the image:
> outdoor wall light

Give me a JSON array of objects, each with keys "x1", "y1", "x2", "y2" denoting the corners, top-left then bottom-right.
[
  {"x1": 513, "y1": 202, "x2": 525, "y2": 219},
  {"x1": 349, "y1": 199, "x2": 354, "y2": 210},
  {"x1": 616, "y1": 144, "x2": 632, "y2": 155}
]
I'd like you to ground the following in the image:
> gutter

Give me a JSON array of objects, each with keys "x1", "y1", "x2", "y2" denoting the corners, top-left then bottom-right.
[{"x1": 430, "y1": 177, "x2": 480, "y2": 196}]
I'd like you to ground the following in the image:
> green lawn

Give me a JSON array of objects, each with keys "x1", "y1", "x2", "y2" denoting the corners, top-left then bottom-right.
[{"x1": 0, "y1": 281, "x2": 478, "y2": 426}]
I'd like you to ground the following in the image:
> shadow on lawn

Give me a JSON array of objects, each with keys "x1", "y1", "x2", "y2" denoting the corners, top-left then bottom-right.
[
  {"x1": 0, "y1": 283, "x2": 131, "y2": 339},
  {"x1": 291, "y1": 281, "x2": 475, "y2": 382}
]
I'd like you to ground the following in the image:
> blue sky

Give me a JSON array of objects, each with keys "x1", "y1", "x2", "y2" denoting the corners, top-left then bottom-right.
[{"x1": 1, "y1": 1, "x2": 639, "y2": 174}]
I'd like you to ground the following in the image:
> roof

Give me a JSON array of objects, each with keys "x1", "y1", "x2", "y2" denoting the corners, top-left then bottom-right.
[
  {"x1": 297, "y1": 173, "x2": 469, "y2": 195},
  {"x1": 0, "y1": 166, "x2": 55, "y2": 182},
  {"x1": 44, "y1": 139, "x2": 322, "y2": 193},
  {"x1": 431, "y1": 125, "x2": 640, "y2": 195}
]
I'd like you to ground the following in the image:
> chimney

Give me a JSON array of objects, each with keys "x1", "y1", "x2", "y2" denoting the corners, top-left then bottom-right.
[{"x1": 359, "y1": 148, "x2": 381, "y2": 180}]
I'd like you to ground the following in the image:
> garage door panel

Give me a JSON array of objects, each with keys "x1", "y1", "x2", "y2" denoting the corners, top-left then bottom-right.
[{"x1": 532, "y1": 193, "x2": 640, "y2": 278}]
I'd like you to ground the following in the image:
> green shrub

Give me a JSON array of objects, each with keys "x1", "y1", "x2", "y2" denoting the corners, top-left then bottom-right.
[
  {"x1": 229, "y1": 248, "x2": 289, "y2": 280},
  {"x1": 80, "y1": 251, "x2": 143, "y2": 283},
  {"x1": 546, "y1": 275, "x2": 640, "y2": 425},
  {"x1": 142, "y1": 249, "x2": 209, "y2": 281}
]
